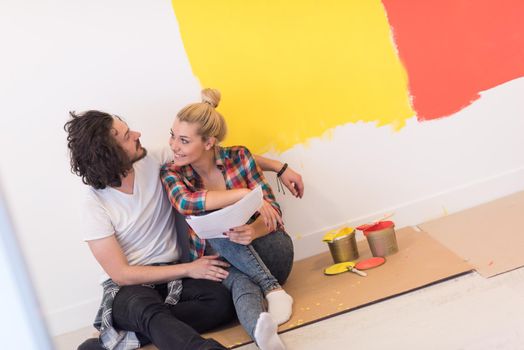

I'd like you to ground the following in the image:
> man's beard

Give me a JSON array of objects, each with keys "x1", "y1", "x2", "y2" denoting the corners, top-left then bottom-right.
[
  {"x1": 124, "y1": 147, "x2": 147, "y2": 171},
  {"x1": 131, "y1": 146, "x2": 147, "y2": 164}
]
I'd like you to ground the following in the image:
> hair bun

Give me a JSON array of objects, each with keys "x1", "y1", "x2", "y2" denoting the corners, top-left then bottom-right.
[{"x1": 201, "y1": 88, "x2": 221, "y2": 108}]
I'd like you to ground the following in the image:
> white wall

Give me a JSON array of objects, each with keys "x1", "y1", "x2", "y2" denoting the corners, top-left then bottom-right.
[
  {"x1": 1, "y1": 0, "x2": 523, "y2": 337},
  {"x1": 275, "y1": 80, "x2": 524, "y2": 259}
]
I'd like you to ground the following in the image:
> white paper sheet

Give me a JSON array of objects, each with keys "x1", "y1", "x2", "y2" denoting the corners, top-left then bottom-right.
[{"x1": 186, "y1": 186, "x2": 263, "y2": 239}]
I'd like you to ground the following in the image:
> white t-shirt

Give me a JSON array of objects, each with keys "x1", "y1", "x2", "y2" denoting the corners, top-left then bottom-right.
[{"x1": 83, "y1": 148, "x2": 179, "y2": 283}]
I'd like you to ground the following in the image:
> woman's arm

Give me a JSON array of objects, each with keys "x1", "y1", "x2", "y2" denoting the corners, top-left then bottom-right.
[
  {"x1": 87, "y1": 234, "x2": 230, "y2": 286},
  {"x1": 161, "y1": 166, "x2": 251, "y2": 215},
  {"x1": 253, "y1": 155, "x2": 304, "y2": 198},
  {"x1": 253, "y1": 154, "x2": 282, "y2": 173},
  {"x1": 204, "y1": 188, "x2": 251, "y2": 211},
  {"x1": 161, "y1": 152, "x2": 302, "y2": 217}
]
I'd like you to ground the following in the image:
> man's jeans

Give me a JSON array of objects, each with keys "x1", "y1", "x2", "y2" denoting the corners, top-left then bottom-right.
[{"x1": 77, "y1": 279, "x2": 234, "y2": 350}]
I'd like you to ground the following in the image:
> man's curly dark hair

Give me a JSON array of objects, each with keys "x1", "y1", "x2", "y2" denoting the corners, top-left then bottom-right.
[{"x1": 64, "y1": 110, "x2": 132, "y2": 189}]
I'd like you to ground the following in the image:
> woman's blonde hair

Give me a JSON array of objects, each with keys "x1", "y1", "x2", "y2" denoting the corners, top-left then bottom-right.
[{"x1": 177, "y1": 88, "x2": 227, "y2": 142}]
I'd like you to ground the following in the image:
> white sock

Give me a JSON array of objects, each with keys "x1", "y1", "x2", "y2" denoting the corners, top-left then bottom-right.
[
  {"x1": 266, "y1": 289, "x2": 293, "y2": 325},
  {"x1": 254, "y1": 312, "x2": 285, "y2": 350}
]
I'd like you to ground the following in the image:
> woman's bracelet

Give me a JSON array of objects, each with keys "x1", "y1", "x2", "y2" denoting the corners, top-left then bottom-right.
[
  {"x1": 276, "y1": 163, "x2": 288, "y2": 194},
  {"x1": 277, "y1": 163, "x2": 288, "y2": 177}
]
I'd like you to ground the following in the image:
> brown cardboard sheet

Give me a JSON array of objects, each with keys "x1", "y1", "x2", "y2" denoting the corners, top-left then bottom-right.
[
  {"x1": 420, "y1": 191, "x2": 524, "y2": 278},
  {"x1": 198, "y1": 227, "x2": 473, "y2": 348}
]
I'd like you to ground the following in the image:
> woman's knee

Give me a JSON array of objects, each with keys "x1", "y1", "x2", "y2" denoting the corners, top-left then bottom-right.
[
  {"x1": 276, "y1": 231, "x2": 294, "y2": 283},
  {"x1": 253, "y1": 231, "x2": 294, "y2": 284}
]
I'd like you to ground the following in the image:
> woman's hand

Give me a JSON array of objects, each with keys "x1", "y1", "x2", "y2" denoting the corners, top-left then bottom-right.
[
  {"x1": 258, "y1": 200, "x2": 283, "y2": 232},
  {"x1": 226, "y1": 224, "x2": 258, "y2": 245},
  {"x1": 186, "y1": 255, "x2": 230, "y2": 282},
  {"x1": 279, "y1": 165, "x2": 304, "y2": 198}
]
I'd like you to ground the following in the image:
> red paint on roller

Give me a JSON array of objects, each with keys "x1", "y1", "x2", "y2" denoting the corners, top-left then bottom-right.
[{"x1": 382, "y1": 0, "x2": 524, "y2": 120}]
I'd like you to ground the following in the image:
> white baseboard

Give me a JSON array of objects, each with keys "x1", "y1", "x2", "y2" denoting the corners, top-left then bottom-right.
[
  {"x1": 47, "y1": 297, "x2": 100, "y2": 336},
  {"x1": 293, "y1": 166, "x2": 524, "y2": 261}
]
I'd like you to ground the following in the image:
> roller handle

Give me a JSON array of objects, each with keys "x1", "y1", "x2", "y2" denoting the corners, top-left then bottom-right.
[{"x1": 349, "y1": 267, "x2": 367, "y2": 277}]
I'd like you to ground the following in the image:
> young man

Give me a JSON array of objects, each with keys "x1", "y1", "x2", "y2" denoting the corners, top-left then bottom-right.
[{"x1": 65, "y1": 110, "x2": 304, "y2": 350}]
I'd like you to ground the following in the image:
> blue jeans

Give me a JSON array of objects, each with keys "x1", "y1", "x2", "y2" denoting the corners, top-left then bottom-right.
[
  {"x1": 208, "y1": 236, "x2": 281, "y2": 294},
  {"x1": 218, "y1": 230, "x2": 294, "y2": 340}
]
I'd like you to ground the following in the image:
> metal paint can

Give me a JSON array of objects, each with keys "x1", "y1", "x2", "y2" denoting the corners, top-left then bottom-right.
[
  {"x1": 361, "y1": 221, "x2": 398, "y2": 257},
  {"x1": 322, "y1": 227, "x2": 359, "y2": 263}
]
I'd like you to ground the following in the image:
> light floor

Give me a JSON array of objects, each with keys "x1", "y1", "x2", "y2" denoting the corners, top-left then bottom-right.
[{"x1": 55, "y1": 266, "x2": 524, "y2": 350}]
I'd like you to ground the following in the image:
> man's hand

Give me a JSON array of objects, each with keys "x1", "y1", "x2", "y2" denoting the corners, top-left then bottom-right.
[
  {"x1": 225, "y1": 224, "x2": 258, "y2": 245},
  {"x1": 186, "y1": 255, "x2": 230, "y2": 281},
  {"x1": 279, "y1": 165, "x2": 304, "y2": 198},
  {"x1": 258, "y1": 200, "x2": 283, "y2": 232}
]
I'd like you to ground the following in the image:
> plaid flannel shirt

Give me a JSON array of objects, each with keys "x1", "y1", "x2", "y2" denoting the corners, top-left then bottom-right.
[{"x1": 160, "y1": 146, "x2": 281, "y2": 260}]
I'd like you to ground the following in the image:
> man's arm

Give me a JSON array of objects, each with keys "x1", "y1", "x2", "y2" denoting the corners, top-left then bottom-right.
[
  {"x1": 87, "y1": 235, "x2": 229, "y2": 286},
  {"x1": 253, "y1": 155, "x2": 305, "y2": 198}
]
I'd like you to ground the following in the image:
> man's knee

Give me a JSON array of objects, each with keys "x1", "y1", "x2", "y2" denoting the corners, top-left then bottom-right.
[{"x1": 114, "y1": 285, "x2": 161, "y2": 310}]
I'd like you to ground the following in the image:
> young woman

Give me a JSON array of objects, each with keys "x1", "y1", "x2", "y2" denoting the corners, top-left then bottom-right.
[{"x1": 161, "y1": 89, "x2": 295, "y2": 350}]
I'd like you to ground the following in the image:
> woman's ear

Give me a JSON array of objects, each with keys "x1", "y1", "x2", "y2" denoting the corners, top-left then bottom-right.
[{"x1": 204, "y1": 136, "x2": 217, "y2": 150}]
